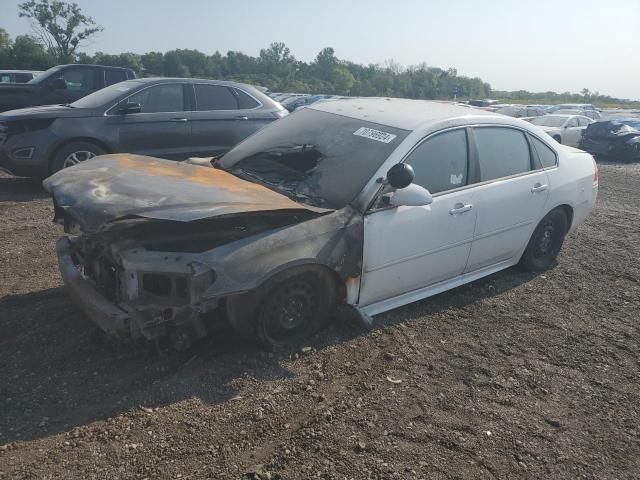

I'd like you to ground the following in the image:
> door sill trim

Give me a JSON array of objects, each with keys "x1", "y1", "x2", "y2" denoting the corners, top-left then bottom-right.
[{"x1": 358, "y1": 259, "x2": 515, "y2": 317}]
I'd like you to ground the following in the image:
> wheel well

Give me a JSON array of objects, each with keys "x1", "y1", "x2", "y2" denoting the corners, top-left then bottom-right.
[
  {"x1": 48, "y1": 138, "x2": 112, "y2": 174},
  {"x1": 555, "y1": 204, "x2": 574, "y2": 231}
]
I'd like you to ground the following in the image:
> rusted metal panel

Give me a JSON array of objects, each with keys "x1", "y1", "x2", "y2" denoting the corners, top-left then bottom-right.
[{"x1": 43, "y1": 154, "x2": 327, "y2": 232}]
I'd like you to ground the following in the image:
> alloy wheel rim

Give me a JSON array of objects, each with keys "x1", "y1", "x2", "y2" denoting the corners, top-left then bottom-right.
[{"x1": 63, "y1": 150, "x2": 96, "y2": 169}]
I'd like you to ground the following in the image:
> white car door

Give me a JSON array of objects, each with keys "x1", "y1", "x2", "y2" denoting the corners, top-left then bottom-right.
[
  {"x1": 562, "y1": 117, "x2": 583, "y2": 147},
  {"x1": 465, "y1": 126, "x2": 550, "y2": 272},
  {"x1": 359, "y1": 128, "x2": 477, "y2": 307}
]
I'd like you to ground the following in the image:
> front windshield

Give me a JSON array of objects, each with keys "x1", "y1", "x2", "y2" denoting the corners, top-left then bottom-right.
[
  {"x1": 71, "y1": 81, "x2": 141, "y2": 109},
  {"x1": 531, "y1": 116, "x2": 568, "y2": 127},
  {"x1": 217, "y1": 108, "x2": 410, "y2": 209},
  {"x1": 27, "y1": 65, "x2": 61, "y2": 85}
]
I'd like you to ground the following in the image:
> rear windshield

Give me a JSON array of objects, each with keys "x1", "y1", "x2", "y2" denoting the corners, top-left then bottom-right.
[{"x1": 218, "y1": 108, "x2": 410, "y2": 209}]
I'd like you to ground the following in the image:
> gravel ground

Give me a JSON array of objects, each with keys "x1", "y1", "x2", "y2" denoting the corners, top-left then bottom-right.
[{"x1": 0, "y1": 163, "x2": 639, "y2": 480}]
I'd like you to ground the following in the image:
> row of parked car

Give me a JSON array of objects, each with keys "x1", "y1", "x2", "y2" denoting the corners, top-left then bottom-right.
[
  {"x1": 463, "y1": 99, "x2": 640, "y2": 162},
  {"x1": 1, "y1": 65, "x2": 639, "y2": 181}
]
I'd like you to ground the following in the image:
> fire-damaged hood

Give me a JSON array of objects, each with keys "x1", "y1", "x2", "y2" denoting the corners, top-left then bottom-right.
[{"x1": 43, "y1": 154, "x2": 328, "y2": 232}]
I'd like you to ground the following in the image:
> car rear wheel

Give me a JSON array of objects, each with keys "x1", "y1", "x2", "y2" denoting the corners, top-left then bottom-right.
[
  {"x1": 553, "y1": 135, "x2": 562, "y2": 144},
  {"x1": 519, "y1": 209, "x2": 568, "y2": 271},
  {"x1": 227, "y1": 266, "x2": 336, "y2": 350},
  {"x1": 51, "y1": 141, "x2": 105, "y2": 174}
]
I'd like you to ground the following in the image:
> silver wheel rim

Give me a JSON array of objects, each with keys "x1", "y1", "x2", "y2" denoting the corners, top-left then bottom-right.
[{"x1": 63, "y1": 150, "x2": 96, "y2": 168}]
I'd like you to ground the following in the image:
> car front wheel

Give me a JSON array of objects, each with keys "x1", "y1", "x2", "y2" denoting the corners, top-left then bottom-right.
[
  {"x1": 519, "y1": 209, "x2": 568, "y2": 271},
  {"x1": 51, "y1": 141, "x2": 105, "y2": 174},
  {"x1": 227, "y1": 266, "x2": 336, "y2": 350}
]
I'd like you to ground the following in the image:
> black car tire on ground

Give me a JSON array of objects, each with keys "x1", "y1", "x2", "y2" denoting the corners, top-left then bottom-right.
[
  {"x1": 50, "y1": 141, "x2": 106, "y2": 174},
  {"x1": 553, "y1": 135, "x2": 562, "y2": 144},
  {"x1": 227, "y1": 266, "x2": 336, "y2": 350},
  {"x1": 519, "y1": 208, "x2": 568, "y2": 271}
]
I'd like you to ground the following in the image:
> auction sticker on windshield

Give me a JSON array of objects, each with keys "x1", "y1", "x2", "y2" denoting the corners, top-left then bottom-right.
[{"x1": 353, "y1": 127, "x2": 397, "y2": 144}]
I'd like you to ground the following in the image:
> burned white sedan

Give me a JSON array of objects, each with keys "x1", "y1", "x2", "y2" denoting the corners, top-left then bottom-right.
[{"x1": 44, "y1": 99, "x2": 598, "y2": 349}]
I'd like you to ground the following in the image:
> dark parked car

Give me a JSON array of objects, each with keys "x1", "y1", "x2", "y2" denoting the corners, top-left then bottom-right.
[
  {"x1": 578, "y1": 119, "x2": 640, "y2": 163},
  {"x1": 0, "y1": 77, "x2": 287, "y2": 178},
  {"x1": 0, "y1": 70, "x2": 43, "y2": 84},
  {"x1": 0, "y1": 64, "x2": 136, "y2": 113}
]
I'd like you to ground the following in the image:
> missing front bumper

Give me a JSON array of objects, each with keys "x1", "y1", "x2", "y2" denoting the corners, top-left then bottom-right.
[{"x1": 56, "y1": 237, "x2": 131, "y2": 335}]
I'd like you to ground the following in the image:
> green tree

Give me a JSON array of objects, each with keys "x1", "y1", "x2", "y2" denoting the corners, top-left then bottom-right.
[
  {"x1": 141, "y1": 51, "x2": 164, "y2": 76},
  {"x1": 18, "y1": 0, "x2": 102, "y2": 62},
  {"x1": 8, "y1": 34, "x2": 55, "y2": 69},
  {"x1": 0, "y1": 28, "x2": 10, "y2": 49}
]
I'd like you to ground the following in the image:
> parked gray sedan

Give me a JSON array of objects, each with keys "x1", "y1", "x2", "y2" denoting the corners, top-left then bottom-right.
[{"x1": 0, "y1": 78, "x2": 287, "y2": 177}]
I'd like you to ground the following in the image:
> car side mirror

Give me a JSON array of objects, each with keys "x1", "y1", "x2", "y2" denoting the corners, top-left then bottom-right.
[
  {"x1": 117, "y1": 102, "x2": 142, "y2": 114},
  {"x1": 386, "y1": 163, "x2": 414, "y2": 189},
  {"x1": 50, "y1": 77, "x2": 67, "y2": 90},
  {"x1": 389, "y1": 184, "x2": 433, "y2": 207}
]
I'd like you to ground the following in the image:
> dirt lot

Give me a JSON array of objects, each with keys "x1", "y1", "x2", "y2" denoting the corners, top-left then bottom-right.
[{"x1": 1, "y1": 164, "x2": 639, "y2": 480}]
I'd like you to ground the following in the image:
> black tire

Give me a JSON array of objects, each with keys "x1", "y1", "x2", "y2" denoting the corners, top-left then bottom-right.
[
  {"x1": 50, "y1": 141, "x2": 106, "y2": 174},
  {"x1": 519, "y1": 209, "x2": 568, "y2": 271},
  {"x1": 552, "y1": 135, "x2": 562, "y2": 144},
  {"x1": 226, "y1": 266, "x2": 336, "y2": 350}
]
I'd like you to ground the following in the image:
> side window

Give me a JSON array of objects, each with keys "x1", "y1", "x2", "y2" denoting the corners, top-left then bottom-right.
[
  {"x1": 234, "y1": 88, "x2": 260, "y2": 109},
  {"x1": 60, "y1": 68, "x2": 95, "y2": 92},
  {"x1": 128, "y1": 84, "x2": 184, "y2": 113},
  {"x1": 530, "y1": 136, "x2": 557, "y2": 169},
  {"x1": 578, "y1": 117, "x2": 591, "y2": 127},
  {"x1": 194, "y1": 84, "x2": 238, "y2": 110},
  {"x1": 474, "y1": 127, "x2": 531, "y2": 181},
  {"x1": 15, "y1": 73, "x2": 31, "y2": 83},
  {"x1": 404, "y1": 129, "x2": 468, "y2": 194},
  {"x1": 105, "y1": 70, "x2": 127, "y2": 86},
  {"x1": 0, "y1": 74, "x2": 10, "y2": 83},
  {"x1": 566, "y1": 118, "x2": 579, "y2": 128}
]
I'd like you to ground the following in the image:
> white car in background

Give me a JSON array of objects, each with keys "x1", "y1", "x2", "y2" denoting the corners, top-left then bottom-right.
[
  {"x1": 46, "y1": 99, "x2": 599, "y2": 348},
  {"x1": 528, "y1": 114, "x2": 593, "y2": 146}
]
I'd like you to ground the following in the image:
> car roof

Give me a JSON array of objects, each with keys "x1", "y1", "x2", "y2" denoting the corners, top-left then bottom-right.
[
  {"x1": 309, "y1": 97, "x2": 498, "y2": 131},
  {"x1": 56, "y1": 64, "x2": 133, "y2": 71},
  {"x1": 134, "y1": 77, "x2": 260, "y2": 91}
]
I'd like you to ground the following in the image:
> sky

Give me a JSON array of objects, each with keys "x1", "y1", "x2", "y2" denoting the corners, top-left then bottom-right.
[{"x1": 1, "y1": 0, "x2": 638, "y2": 100}]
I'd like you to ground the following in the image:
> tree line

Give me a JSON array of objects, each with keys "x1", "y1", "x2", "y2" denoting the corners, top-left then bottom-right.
[{"x1": 1, "y1": 0, "x2": 637, "y2": 107}]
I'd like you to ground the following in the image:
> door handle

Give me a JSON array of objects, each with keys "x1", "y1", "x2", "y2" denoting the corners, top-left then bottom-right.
[
  {"x1": 449, "y1": 203, "x2": 473, "y2": 215},
  {"x1": 170, "y1": 117, "x2": 188, "y2": 123},
  {"x1": 531, "y1": 183, "x2": 548, "y2": 193},
  {"x1": 235, "y1": 116, "x2": 249, "y2": 120}
]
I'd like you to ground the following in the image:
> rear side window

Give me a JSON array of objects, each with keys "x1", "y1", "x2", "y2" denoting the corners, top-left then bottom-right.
[
  {"x1": 128, "y1": 84, "x2": 185, "y2": 113},
  {"x1": 234, "y1": 88, "x2": 260, "y2": 109},
  {"x1": 530, "y1": 136, "x2": 557, "y2": 169},
  {"x1": 105, "y1": 70, "x2": 127, "y2": 86},
  {"x1": 195, "y1": 84, "x2": 238, "y2": 110},
  {"x1": 474, "y1": 127, "x2": 531, "y2": 181},
  {"x1": 578, "y1": 117, "x2": 591, "y2": 127},
  {"x1": 405, "y1": 129, "x2": 468, "y2": 194}
]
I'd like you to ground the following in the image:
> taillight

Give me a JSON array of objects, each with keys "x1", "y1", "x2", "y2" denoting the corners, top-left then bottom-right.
[{"x1": 593, "y1": 157, "x2": 599, "y2": 186}]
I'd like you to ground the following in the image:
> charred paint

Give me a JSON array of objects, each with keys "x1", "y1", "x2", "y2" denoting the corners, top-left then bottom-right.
[{"x1": 44, "y1": 154, "x2": 327, "y2": 232}]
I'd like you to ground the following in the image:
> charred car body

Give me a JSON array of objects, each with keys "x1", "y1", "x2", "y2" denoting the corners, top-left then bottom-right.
[
  {"x1": 45, "y1": 99, "x2": 598, "y2": 349},
  {"x1": 578, "y1": 119, "x2": 640, "y2": 163}
]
